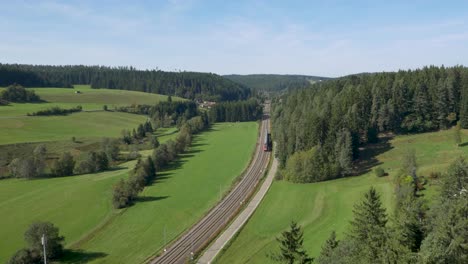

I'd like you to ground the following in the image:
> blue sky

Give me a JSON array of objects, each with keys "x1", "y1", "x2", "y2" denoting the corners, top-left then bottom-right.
[{"x1": 1, "y1": 0, "x2": 468, "y2": 77}]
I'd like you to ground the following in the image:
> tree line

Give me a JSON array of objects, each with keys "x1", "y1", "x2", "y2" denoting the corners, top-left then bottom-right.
[
  {"x1": 208, "y1": 99, "x2": 263, "y2": 122},
  {"x1": 112, "y1": 114, "x2": 210, "y2": 208},
  {"x1": 7, "y1": 139, "x2": 119, "y2": 178},
  {"x1": 116, "y1": 100, "x2": 206, "y2": 129},
  {"x1": 273, "y1": 66, "x2": 468, "y2": 183},
  {"x1": 224, "y1": 74, "x2": 328, "y2": 92},
  {"x1": 0, "y1": 63, "x2": 251, "y2": 101}
]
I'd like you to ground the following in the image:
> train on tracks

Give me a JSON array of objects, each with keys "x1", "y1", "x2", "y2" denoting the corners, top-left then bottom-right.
[{"x1": 263, "y1": 130, "x2": 272, "y2": 152}]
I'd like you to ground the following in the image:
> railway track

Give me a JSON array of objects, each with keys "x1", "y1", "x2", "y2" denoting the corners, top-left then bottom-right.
[{"x1": 149, "y1": 112, "x2": 271, "y2": 264}]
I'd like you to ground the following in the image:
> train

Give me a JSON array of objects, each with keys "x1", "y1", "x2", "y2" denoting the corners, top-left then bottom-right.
[{"x1": 263, "y1": 130, "x2": 272, "y2": 152}]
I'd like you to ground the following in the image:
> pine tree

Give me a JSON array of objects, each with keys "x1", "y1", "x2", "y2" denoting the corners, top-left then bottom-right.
[
  {"x1": 460, "y1": 81, "x2": 468, "y2": 128},
  {"x1": 334, "y1": 129, "x2": 353, "y2": 176},
  {"x1": 349, "y1": 187, "x2": 388, "y2": 262},
  {"x1": 436, "y1": 78, "x2": 449, "y2": 129},
  {"x1": 269, "y1": 221, "x2": 313, "y2": 264},
  {"x1": 317, "y1": 231, "x2": 339, "y2": 263}
]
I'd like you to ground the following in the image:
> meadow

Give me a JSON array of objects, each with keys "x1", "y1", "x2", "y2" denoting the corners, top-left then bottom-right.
[
  {"x1": 216, "y1": 128, "x2": 468, "y2": 263},
  {"x1": 0, "y1": 122, "x2": 258, "y2": 263},
  {"x1": 0, "y1": 84, "x2": 183, "y2": 145},
  {"x1": 0, "y1": 85, "x2": 180, "y2": 116}
]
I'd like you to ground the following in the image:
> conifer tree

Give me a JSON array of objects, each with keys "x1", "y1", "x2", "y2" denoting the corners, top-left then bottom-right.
[
  {"x1": 317, "y1": 231, "x2": 339, "y2": 263},
  {"x1": 349, "y1": 187, "x2": 388, "y2": 262},
  {"x1": 269, "y1": 221, "x2": 313, "y2": 264}
]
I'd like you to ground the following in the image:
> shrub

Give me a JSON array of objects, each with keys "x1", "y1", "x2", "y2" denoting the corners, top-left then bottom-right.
[
  {"x1": 7, "y1": 248, "x2": 40, "y2": 264},
  {"x1": 24, "y1": 222, "x2": 64, "y2": 260},
  {"x1": 51, "y1": 152, "x2": 75, "y2": 177},
  {"x1": 374, "y1": 167, "x2": 386, "y2": 177},
  {"x1": 29, "y1": 106, "x2": 82, "y2": 116}
]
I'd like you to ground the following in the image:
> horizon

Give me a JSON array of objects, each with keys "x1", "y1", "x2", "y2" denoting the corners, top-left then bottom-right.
[{"x1": 2, "y1": 1, "x2": 468, "y2": 77}]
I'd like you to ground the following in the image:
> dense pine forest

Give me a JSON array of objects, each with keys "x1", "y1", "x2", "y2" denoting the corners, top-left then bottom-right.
[
  {"x1": 0, "y1": 64, "x2": 251, "y2": 101},
  {"x1": 209, "y1": 99, "x2": 263, "y2": 122},
  {"x1": 273, "y1": 66, "x2": 468, "y2": 183},
  {"x1": 225, "y1": 74, "x2": 328, "y2": 92}
]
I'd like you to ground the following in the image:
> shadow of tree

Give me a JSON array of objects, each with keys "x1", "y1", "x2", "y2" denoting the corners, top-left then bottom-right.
[
  {"x1": 353, "y1": 136, "x2": 394, "y2": 176},
  {"x1": 60, "y1": 249, "x2": 108, "y2": 263},
  {"x1": 459, "y1": 142, "x2": 468, "y2": 147},
  {"x1": 135, "y1": 195, "x2": 169, "y2": 203}
]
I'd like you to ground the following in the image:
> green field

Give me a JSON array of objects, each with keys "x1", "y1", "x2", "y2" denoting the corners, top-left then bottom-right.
[
  {"x1": 0, "y1": 85, "x2": 181, "y2": 116},
  {"x1": 0, "y1": 122, "x2": 258, "y2": 263},
  {"x1": 0, "y1": 111, "x2": 148, "y2": 145},
  {"x1": 0, "y1": 85, "x2": 184, "y2": 145},
  {"x1": 216, "y1": 128, "x2": 468, "y2": 263}
]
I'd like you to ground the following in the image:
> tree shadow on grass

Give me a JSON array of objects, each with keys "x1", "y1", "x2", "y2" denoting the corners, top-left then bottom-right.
[
  {"x1": 60, "y1": 249, "x2": 108, "y2": 263},
  {"x1": 135, "y1": 195, "x2": 169, "y2": 203},
  {"x1": 459, "y1": 142, "x2": 468, "y2": 147},
  {"x1": 352, "y1": 136, "x2": 394, "y2": 176}
]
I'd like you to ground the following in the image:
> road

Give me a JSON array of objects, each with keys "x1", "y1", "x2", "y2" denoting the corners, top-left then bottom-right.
[{"x1": 149, "y1": 111, "x2": 271, "y2": 264}]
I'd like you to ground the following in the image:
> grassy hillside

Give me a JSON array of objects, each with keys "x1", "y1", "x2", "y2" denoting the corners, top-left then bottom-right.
[
  {"x1": 0, "y1": 85, "x2": 182, "y2": 116},
  {"x1": 0, "y1": 111, "x2": 147, "y2": 145},
  {"x1": 0, "y1": 84, "x2": 186, "y2": 145},
  {"x1": 0, "y1": 122, "x2": 258, "y2": 263},
  {"x1": 216, "y1": 128, "x2": 468, "y2": 263},
  {"x1": 0, "y1": 131, "x2": 180, "y2": 263},
  {"x1": 224, "y1": 74, "x2": 329, "y2": 92}
]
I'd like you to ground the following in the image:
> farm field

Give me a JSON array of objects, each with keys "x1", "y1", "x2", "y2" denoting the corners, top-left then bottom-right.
[
  {"x1": 0, "y1": 130, "x2": 178, "y2": 263},
  {"x1": 0, "y1": 111, "x2": 147, "y2": 145},
  {"x1": 0, "y1": 122, "x2": 259, "y2": 263},
  {"x1": 216, "y1": 128, "x2": 468, "y2": 263},
  {"x1": 0, "y1": 85, "x2": 184, "y2": 145},
  {"x1": 0, "y1": 85, "x2": 181, "y2": 116}
]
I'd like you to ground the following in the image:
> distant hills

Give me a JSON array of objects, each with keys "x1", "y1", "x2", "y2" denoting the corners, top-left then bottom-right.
[{"x1": 224, "y1": 74, "x2": 331, "y2": 92}]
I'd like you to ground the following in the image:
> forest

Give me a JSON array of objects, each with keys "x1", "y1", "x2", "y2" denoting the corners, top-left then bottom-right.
[
  {"x1": 224, "y1": 74, "x2": 328, "y2": 92},
  {"x1": 273, "y1": 66, "x2": 468, "y2": 183},
  {"x1": 209, "y1": 99, "x2": 263, "y2": 122},
  {"x1": 0, "y1": 64, "x2": 251, "y2": 101}
]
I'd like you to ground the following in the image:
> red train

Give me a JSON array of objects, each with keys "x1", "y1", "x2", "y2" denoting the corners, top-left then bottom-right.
[{"x1": 263, "y1": 131, "x2": 272, "y2": 152}]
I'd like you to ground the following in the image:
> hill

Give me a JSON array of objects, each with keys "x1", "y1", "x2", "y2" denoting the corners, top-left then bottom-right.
[
  {"x1": 0, "y1": 64, "x2": 251, "y2": 101},
  {"x1": 216, "y1": 128, "x2": 468, "y2": 263},
  {"x1": 224, "y1": 74, "x2": 329, "y2": 92}
]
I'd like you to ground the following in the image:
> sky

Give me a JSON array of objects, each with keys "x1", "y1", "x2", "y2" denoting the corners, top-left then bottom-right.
[{"x1": 1, "y1": 0, "x2": 468, "y2": 77}]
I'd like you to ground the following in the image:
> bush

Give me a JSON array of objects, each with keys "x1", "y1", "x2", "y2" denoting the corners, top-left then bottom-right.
[
  {"x1": 75, "y1": 151, "x2": 109, "y2": 174},
  {"x1": 112, "y1": 179, "x2": 137, "y2": 209},
  {"x1": 374, "y1": 167, "x2": 386, "y2": 177},
  {"x1": 24, "y1": 222, "x2": 64, "y2": 260},
  {"x1": 51, "y1": 152, "x2": 75, "y2": 177},
  {"x1": 7, "y1": 248, "x2": 40, "y2": 264},
  {"x1": 1, "y1": 84, "x2": 41, "y2": 102},
  {"x1": 29, "y1": 106, "x2": 82, "y2": 116}
]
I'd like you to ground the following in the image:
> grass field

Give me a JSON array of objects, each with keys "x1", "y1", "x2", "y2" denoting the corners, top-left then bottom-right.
[
  {"x1": 216, "y1": 128, "x2": 468, "y2": 263},
  {"x1": 0, "y1": 122, "x2": 258, "y2": 263},
  {"x1": 0, "y1": 111, "x2": 147, "y2": 145},
  {"x1": 0, "y1": 84, "x2": 184, "y2": 145},
  {"x1": 0, "y1": 85, "x2": 181, "y2": 116}
]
